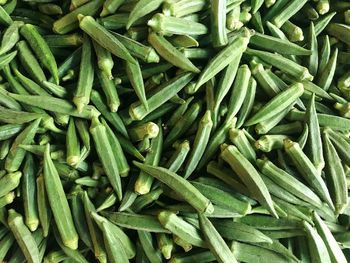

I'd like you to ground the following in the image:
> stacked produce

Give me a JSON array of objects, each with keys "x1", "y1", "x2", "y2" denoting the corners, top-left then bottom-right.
[{"x1": 0, "y1": 0, "x2": 350, "y2": 262}]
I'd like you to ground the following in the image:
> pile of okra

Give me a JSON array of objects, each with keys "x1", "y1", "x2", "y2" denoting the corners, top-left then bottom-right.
[{"x1": 3, "y1": 0, "x2": 350, "y2": 262}]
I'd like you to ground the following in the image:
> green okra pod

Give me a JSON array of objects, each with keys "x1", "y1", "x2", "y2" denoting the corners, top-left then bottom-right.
[
  {"x1": 20, "y1": 24, "x2": 59, "y2": 84},
  {"x1": 44, "y1": 144, "x2": 78, "y2": 250},
  {"x1": 8, "y1": 209, "x2": 40, "y2": 263},
  {"x1": 73, "y1": 34, "x2": 94, "y2": 113},
  {"x1": 133, "y1": 161, "x2": 214, "y2": 214},
  {"x1": 79, "y1": 15, "x2": 135, "y2": 64}
]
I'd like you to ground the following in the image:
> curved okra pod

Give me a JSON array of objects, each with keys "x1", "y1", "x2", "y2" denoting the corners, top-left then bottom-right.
[
  {"x1": 100, "y1": 0, "x2": 125, "y2": 17},
  {"x1": 213, "y1": 59, "x2": 241, "y2": 124},
  {"x1": 167, "y1": 96, "x2": 194, "y2": 127},
  {"x1": 44, "y1": 144, "x2": 78, "y2": 250},
  {"x1": 0, "y1": 171, "x2": 22, "y2": 198},
  {"x1": 53, "y1": 0, "x2": 104, "y2": 34},
  {"x1": 8, "y1": 209, "x2": 40, "y2": 263},
  {"x1": 164, "y1": 101, "x2": 202, "y2": 148},
  {"x1": 158, "y1": 210, "x2": 206, "y2": 248},
  {"x1": 229, "y1": 128, "x2": 256, "y2": 162},
  {"x1": 191, "y1": 181, "x2": 251, "y2": 215},
  {"x1": 92, "y1": 212, "x2": 136, "y2": 259},
  {"x1": 22, "y1": 154, "x2": 39, "y2": 232},
  {"x1": 250, "y1": 32, "x2": 311, "y2": 55},
  {"x1": 183, "y1": 111, "x2": 213, "y2": 178},
  {"x1": 195, "y1": 28, "x2": 250, "y2": 92},
  {"x1": 126, "y1": 59, "x2": 148, "y2": 111},
  {"x1": 198, "y1": 213, "x2": 238, "y2": 263},
  {"x1": 90, "y1": 117, "x2": 122, "y2": 199},
  {"x1": 246, "y1": 48, "x2": 313, "y2": 81},
  {"x1": 322, "y1": 132, "x2": 348, "y2": 215},
  {"x1": 13, "y1": 68, "x2": 50, "y2": 96},
  {"x1": 96, "y1": 67, "x2": 120, "y2": 112},
  {"x1": 313, "y1": 212, "x2": 348, "y2": 263},
  {"x1": 90, "y1": 89, "x2": 128, "y2": 138},
  {"x1": 134, "y1": 120, "x2": 163, "y2": 194},
  {"x1": 287, "y1": 109, "x2": 350, "y2": 131},
  {"x1": 303, "y1": 221, "x2": 331, "y2": 263},
  {"x1": 148, "y1": 13, "x2": 208, "y2": 36},
  {"x1": 138, "y1": 230, "x2": 163, "y2": 263},
  {"x1": 101, "y1": 119, "x2": 130, "y2": 177},
  {"x1": 225, "y1": 64, "x2": 251, "y2": 122},
  {"x1": 197, "y1": 116, "x2": 237, "y2": 171},
  {"x1": 129, "y1": 72, "x2": 194, "y2": 120},
  {"x1": 9, "y1": 93, "x2": 101, "y2": 119},
  {"x1": 165, "y1": 140, "x2": 190, "y2": 173},
  {"x1": 220, "y1": 145, "x2": 278, "y2": 218},
  {"x1": 270, "y1": 0, "x2": 308, "y2": 28},
  {"x1": 306, "y1": 94, "x2": 324, "y2": 173},
  {"x1": 20, "y1": 24, "x2": 59, "y2": 84},
  {"x1": 284, "y1": 139, "x2": 334, "y2": 210},
  {"x1": 0, "y1": 21, "x2": 23, "y2": 55},
  {"x1": 92, "y1": 40, "x2": 114, "y2": 80},
  {"x1": 78, "y1": 15, "x2": 135, "y2": 64},
  {"x1": 41, "y1": 81, "x2": 68, "y2": 98},
  {"x1": 112, "y1": 32, "x2": 159, "y2": 63},
  {"x1": 5, "y1": 118, "x2": 41, "y2": 172},
  {"x1": 245, "y1": 83, "x2": 304, "y2": 126},
  {"x1": 66, "y1": 118, "x2": 80, "y2": 167},
  {"x1": 68, "y1": 186, "x2": 92, "y2": 248},
  {"x1": 36, "y1": 173, "x2": 51, "y2": 237},
  {"x1": 148, "y1": 31, "x2": 200, "y2": 73},
  {"x1": 211, "y1": 0, "x2": 227, "y2": 47},
  {"x1": 212, "y1": 220, "x2": 272, "y2": 244},
  {"x1": 16, "y1": 40, "x2": 47, "y2": 83},
  {"x1": 162, "y1": 0, "x2": 205, "y2": 17},
  {"x1": 82, "y1": 192, "x2": 107, "y2": 263},
  {"x1": 317, "y1": 48, "x2": 338, "y2": 91},
  {"x1": 133, "y1": 161, "x2": 214, "y2": 214},
  {"x1": 102, "y1": 211, "x2": 169, "y2": 233},
  {"x1": 0, "y1": 86, "x2": 22, "y2": 111},
  {"x1": 73, "y1": 34, "x2": 94, "y2": 112}
]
